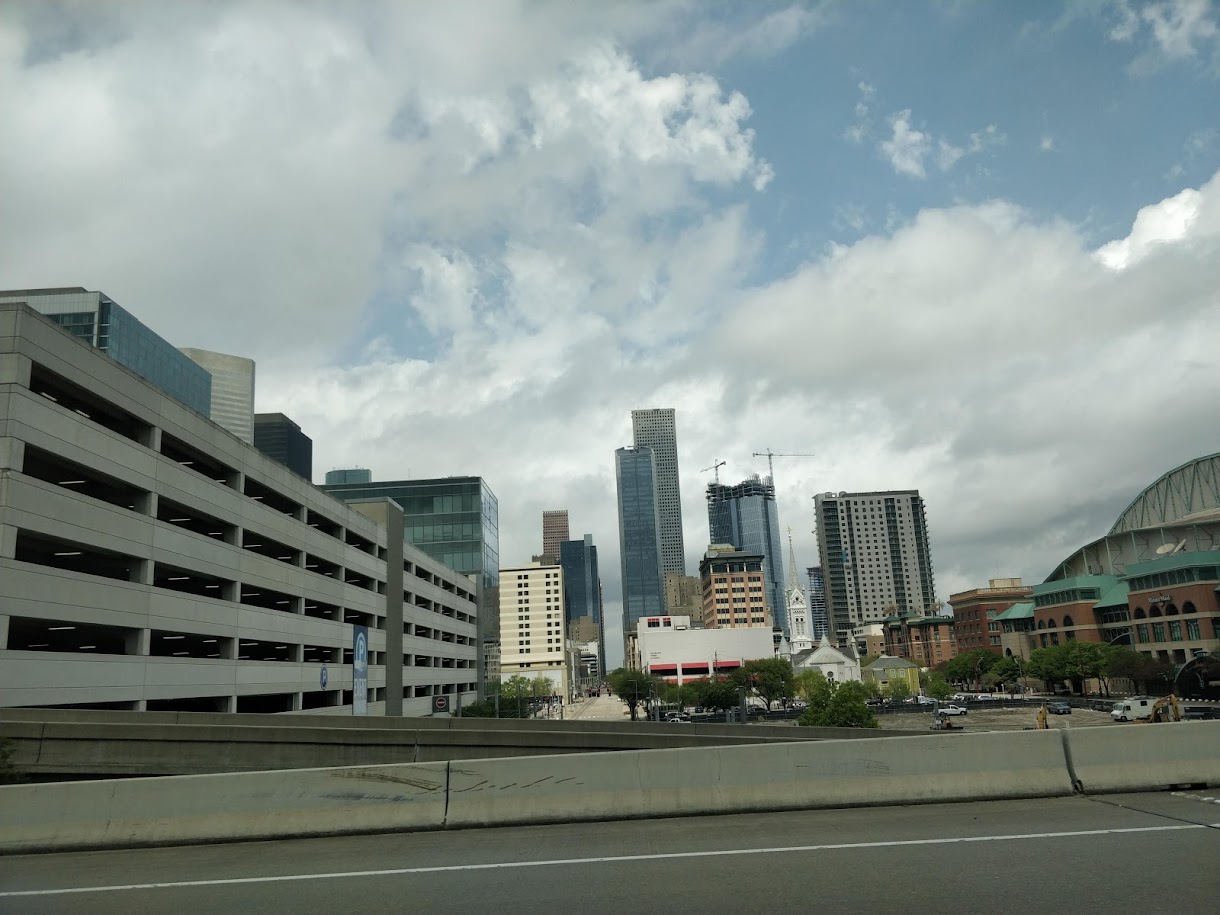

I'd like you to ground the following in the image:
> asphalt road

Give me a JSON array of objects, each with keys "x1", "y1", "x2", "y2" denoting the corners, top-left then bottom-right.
[{"x1": 2, "y1": 792, "x2": 1217, "y2": 914}]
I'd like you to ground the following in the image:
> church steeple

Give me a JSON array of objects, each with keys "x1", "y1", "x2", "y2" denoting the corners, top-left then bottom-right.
[{"x1": 786, "y1": 527, "x2": 813, "y2": 652}]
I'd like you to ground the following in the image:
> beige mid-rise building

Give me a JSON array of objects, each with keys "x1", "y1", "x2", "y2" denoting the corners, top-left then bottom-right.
[
  {"x1": 499, "y1": 562, "x2": 569, "y2": 697},
  {"x1": 698, "y1": 545, "x2": 772, "y2": 630}
]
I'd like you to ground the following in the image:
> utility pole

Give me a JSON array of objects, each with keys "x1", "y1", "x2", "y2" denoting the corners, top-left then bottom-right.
[{"x1": 700, "y1": 459, "x2": 727, "y2": 485}]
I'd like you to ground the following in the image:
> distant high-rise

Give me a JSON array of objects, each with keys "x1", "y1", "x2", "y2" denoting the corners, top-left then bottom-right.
[
  {"x1": 0, "y1": 287, "x2": 211, "y2": 415},
  {"x1": 179, "y1": 349, "x2": 255, "y2": 443},
  {"x1": 541, "y1": 510, "x2": 569, "y2": 565},
  {"x1": 615, "y1": 446, "x2": 665, "y2": 639},
  {"x1": 631, "y1": 408, "x2": 685, "y2": 574},
  {"x1": 814, "y1": 490, "x2": 936, "y2": 644},
  {"x1": 806, "y1": 566, "x2": 829, "y2": 641},
  {"x1": 706, "y1": 474, "x2": 787, "y2": 636},
  {"x1": 253, "y1": 413, "x2": 312, "y2": 480},
  {"x1": 559, "y1": 534, "x2": 604, "y2": 674}
]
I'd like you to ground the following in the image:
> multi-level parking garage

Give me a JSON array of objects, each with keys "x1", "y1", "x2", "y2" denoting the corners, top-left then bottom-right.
[{"x1": 0, "y1": 302, "x2": 479, "y2": 715}]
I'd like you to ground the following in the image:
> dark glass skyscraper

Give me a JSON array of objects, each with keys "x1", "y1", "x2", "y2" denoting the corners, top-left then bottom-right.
[
  {"x1": 615, "y1": 446, "x2": 664, "y2": 638},
  {"x1": 254, "y1": 413, "x2": 313, "y2": 480},
  {"x1": 560, "y1": 534, "x2": 604, "y2": 671},
  {"x1": 706, "y1": 475, "x2": 788, "y2": 636},
  {"x1": 806, "y1": 566, "x2": 829, "y2": 640}
]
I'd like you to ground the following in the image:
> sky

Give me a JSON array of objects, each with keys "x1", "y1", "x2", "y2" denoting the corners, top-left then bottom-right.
[{"x1": 2, "y1": 0, "x2": 1218, "y2": 669}]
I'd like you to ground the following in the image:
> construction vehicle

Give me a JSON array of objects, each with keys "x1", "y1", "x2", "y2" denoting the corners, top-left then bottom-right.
[
  {"x1": 929, "y1": 710, "x2": 960, "y2": 730},
  {"x1": 1135, "y1": 694, "x2": 1181, "y2": 723}
]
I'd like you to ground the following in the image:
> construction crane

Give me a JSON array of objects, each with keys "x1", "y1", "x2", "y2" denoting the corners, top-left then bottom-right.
[
  {"x1": 752, "y1": 449, "x2": 816, "y2": 483},
  {"x1": 700, "y1": 459, "x2": 727, "y2": 485}
]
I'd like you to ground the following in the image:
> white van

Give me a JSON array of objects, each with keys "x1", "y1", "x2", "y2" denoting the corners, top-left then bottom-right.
[{"x1": 1111, "y1": 698, "x2": 1153, "y2": 721}]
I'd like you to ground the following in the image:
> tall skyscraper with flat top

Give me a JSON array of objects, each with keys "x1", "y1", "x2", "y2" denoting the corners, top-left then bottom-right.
[
  {"x1": 615, "y1": 446, "x2": 664, "y2": 640},
  {"x1": 631, "y1": 408, "x2": 685, "y2": 574},
  {"x1": 179, "y1": 349, "x2": 255, "y2": 443},
  {"x1": 814, "y1": 490, "x2": 936, "y2": 645},
  {"x1": 541, "y1": 510, "x2": 569, "y2": 565}
]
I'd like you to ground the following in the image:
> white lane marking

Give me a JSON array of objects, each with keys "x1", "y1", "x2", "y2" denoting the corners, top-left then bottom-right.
[{"x1": 0, "y1": 824, "x2": 1210, "y2": 898}]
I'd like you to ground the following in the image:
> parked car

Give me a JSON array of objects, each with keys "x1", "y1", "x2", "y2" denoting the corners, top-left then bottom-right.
[
  {"x1": 665, "y1": 713, "x2": 692, "y2": 723},
  {"x1": 937, "y1": 705, "x2": 968, "y2": 716},
  {"x1": 1046, "y1": 702, "x2": 1072, "y2": 715},
  {"x1": 747, "y1": 705, "x2": 769, "y2": 717},
  {"x1": 916, "y1": 696, "x2": 937, "y2": 705},
  {"x1": 950, "y1": 694, "x2": 970, "y2": 702},
  {"x1": 974, "y1": 694, "x2": 998, "y2": 701}
]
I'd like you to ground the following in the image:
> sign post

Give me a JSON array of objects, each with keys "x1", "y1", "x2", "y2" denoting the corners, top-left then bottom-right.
[
  {"x1": 431, "y1": 694, "x2": 450, "y2": 716},
  {"x1": 352, "y1": 625, "x2": 368, "y2": 716}
]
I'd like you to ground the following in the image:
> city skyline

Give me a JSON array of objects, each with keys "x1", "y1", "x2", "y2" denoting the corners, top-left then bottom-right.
[{"x1": 3, "y1": 2, "x2": 1219, "y2": 671}]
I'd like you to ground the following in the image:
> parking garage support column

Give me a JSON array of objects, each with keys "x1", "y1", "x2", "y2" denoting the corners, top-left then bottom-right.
[
  {"x1": 384, "y1": 500, "x2": 405, "y2": 717},
  {"x1": 125, "y1": 628, "x2": 151, "y2": 656},
  {"x1": 0, "y1": 614, "x2": 9, "y2": 650},
  {"x1": 0, "y1": 522, "x2": 15, "y2": 560},
  {"x1": 0, "y1": 437, "x2": 24, "y2": 475}
]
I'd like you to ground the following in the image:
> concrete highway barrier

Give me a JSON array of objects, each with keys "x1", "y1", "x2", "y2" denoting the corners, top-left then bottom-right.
[
  {"x1": 1064, "y1": 721, "x2": 1220, "y2": 793},
  {"x1": 0, "y1": 728, "x2": 1074, "y2": 853},
  {"x1": 0, "y1": 762, "x2": 448, "y2": 854},
  {"x1": 445, "y1": 729, "x2": 1074, "y2": 828}
]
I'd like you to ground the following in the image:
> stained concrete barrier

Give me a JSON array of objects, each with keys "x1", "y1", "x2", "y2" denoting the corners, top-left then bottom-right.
[
  {"x1": 444, "y1": 729, "x2": 1075, "y2": 828},
  {"x1": 0, "y1": 761, "x2": 448, "y2": 854},
  {"x1": 1065, "y1": 721, "x2": 1220, "y2": 793}
]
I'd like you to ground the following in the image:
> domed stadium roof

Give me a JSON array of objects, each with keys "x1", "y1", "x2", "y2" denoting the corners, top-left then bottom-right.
[{"x1": 1109, "y1": 452, "x2": 1220, "y2": 535}]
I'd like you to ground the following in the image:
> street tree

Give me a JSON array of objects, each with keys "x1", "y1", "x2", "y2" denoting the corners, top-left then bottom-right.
[
  {"x1": 988, "y1": 656, "x2": 1022, "y2": 692},
  {"x1": 920, "y1": 670, "x2": 954, "y2": 700},
  {"x1": 799, "y1": 681, "x2": 878, "y2": 729},
  {"x1": 734, "y1": 657, "x2": 795, "y2": 709},
  {"x1": 794, "y1": 670, "x2": 834, "y2": 708},
  {"x1": 607, "y1": 668, "x2": 659, "y2": 721},
  {"x1": 884, "y1": 679, "x2": 912, "y2": 702}
]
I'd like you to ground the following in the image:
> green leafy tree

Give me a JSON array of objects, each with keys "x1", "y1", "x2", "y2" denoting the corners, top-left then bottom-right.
[
  {"x1": 943, "y1": 648, "x2": 1001, "y2": 687},
  {"x1": 988, "y1": 657, "x2": 1021, "y2": 692},
  {"x1": 531, "y1": 675, "x2": 554, "y2": 698},
  {"x1": 794, "y1": 670, "x2": 834, "y2": 708},
  {"x1": 1060, "y1": 641, "x2": 1106, "y2": 694},
  {"x1": 884, "y1": 679, "x2": 912, "y2": 702},
  {"x1": 921, "y1": 671, "x2": 953, "y2": 700},
  {"x1": 799, "y1": 681, "x2": 878, "y2": 729},
  {"x1": 607, "y1": 668, "x2": 659, "y2": 720},
  {"x1": 688, "y1": 677, "x2": 741, "y2": 712},
  {"x1": 734, "y1": 657, "x2": 795, "y2": 709}
]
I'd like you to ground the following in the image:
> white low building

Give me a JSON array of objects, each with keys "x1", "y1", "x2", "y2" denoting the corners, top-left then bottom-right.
[
  {"x1": 0, "y1": 302, "x2": 478, "y2": 716},
  {"x1": 634, "y1": 615, "x2": 774, "y2": 684},
  {"x1": 791, "y1": 636, "x2": 861, "y2": 683}
]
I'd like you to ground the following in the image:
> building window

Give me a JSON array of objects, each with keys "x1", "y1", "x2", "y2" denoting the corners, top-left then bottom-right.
[
  {"x1": 1168, "y1": 621, "x2": 1182, "y2": 642},
  {"x1": 1152, "y1": 623, "x2": 1166, "y2": 642},
  {"x1": 1136, "y1": 624, "x2": 1149, "y2": 643},
  {"x1": 1185, "y1": 619, "x2": 1201, "y2": 640}
]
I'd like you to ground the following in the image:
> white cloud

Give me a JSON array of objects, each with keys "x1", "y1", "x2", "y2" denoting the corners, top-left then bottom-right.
[
  {"x1": 1095, "y1": 183, "x2": 1207, "y2": 269},
  {"x1": 667, "y1": 3, "x2": 827, "y2": 67},
  {"x1": 880, "y1": 111, "x2": 1006, "y2": 179},
  {"x1": 1040, "y1": 135, "x2": 1055, "y2": 152},
  {"x1": 880, "y1": 109, "x2": 932, "y2": 177},
  {"x1": 1108, "y1": 0, "x2": 1220, "y2": 67},
  {"x1": 844, "y1": 80, "x2": 875, "y2": 144}
]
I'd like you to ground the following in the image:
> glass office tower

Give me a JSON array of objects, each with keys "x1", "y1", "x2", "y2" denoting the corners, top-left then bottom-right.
[
  {"x1": 0, "y1": 287, "x2": 211, "y2": 415},
  {"x1": 321, "y1": 475, "x2": 500, "y2": 691},
  {"x1": 707, "y1": 475, "x2": 788, "y2": 636},
  {"x1": 615, "y1": 446, "x2": 664, "y2": 640},
  {"x1": 560, "y1": 534, "x2": 604, "y2": 672}
]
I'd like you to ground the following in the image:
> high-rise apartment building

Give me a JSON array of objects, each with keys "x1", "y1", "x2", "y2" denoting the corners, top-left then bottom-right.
[
  {"x1": 806, "y1": 566, "x2": 829, "y2": 641},
  {"x1": 541, "y1": 510, "x2": 569, "y2": 565},
  {"x1": 663, "y1": 572, "x2": 703, "y2": 619},
  {"x1": 615, "y1": 446, "x2": 665, "y2": 640},
  {"x1": 253, "y1": 413, "x2": 313, "y2": 480},
  {"x1": 814, "y1": 490, "x2": 936, "y2": 645},
  {"x1": 0, "y1": 287, "x2": 212, "y2": 415},
  {"x1": 559, "y1": 534, "x2": 604, "y2": 673},
  {"x1": 706, "y1": 474, "x2": 787, "y2": 635},
  {"x1": 631, "y1": 408, "x2": 685, "y2": 574},
  {"x1": 698, "y1": 544, "x2": 772, "y2": 631},
  {"x1": 499, "y1": 562, "x2": 569, "y2": 698},
  {"x1": 179, "y1": 349, "x2": 255, "y2": 443}
]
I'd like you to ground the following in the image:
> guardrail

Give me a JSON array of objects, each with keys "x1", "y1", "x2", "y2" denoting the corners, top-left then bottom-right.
[{"x1": 2, "y1": 721, "x2": 1216, "y2": 854}]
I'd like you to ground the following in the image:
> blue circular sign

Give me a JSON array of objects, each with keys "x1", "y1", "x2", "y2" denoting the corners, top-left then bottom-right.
[{"x1": 320, "y1": 664, "x2": 329, "y2": 689}]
